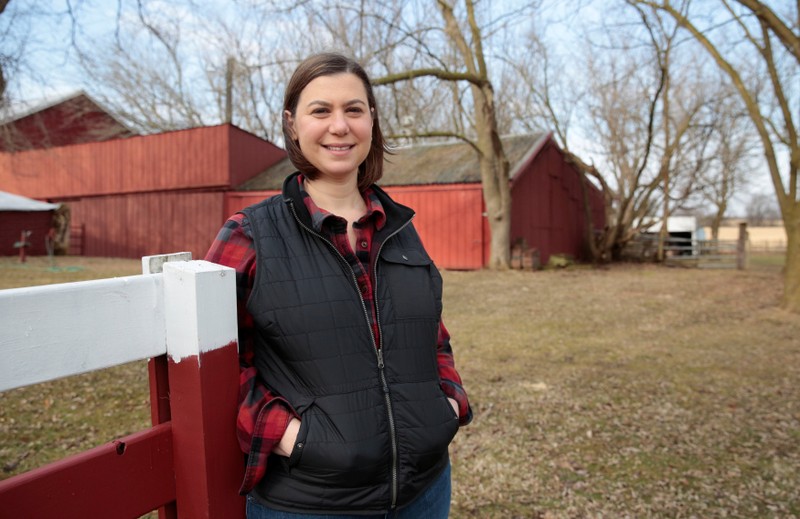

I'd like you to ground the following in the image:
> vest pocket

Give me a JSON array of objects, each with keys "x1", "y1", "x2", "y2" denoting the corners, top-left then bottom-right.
[
  {"x1": 393, "y1": 383, "x2": 460, "y2": 476},
  {"x1": 286, "y1": 403, "x2": 388, "y2": 487},
  {"x1": 380, "y1": 248, "x2": 437, "y2": 320},
  {"x1": 287, "y1": 415, "x2": 310, "y2": 468}
]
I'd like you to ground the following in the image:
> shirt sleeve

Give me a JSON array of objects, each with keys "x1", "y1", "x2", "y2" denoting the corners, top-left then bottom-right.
[
  {"x1": 436, "y1": 320, "x2": 473, "y2": 426},
  {"x1": 204, "y1": 214, "x2": 297, "y2": 494}
]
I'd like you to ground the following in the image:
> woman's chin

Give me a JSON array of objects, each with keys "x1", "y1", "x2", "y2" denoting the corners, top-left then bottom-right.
[{"x1": 312, "y1": 165, "x2": 360, "y2": 181}]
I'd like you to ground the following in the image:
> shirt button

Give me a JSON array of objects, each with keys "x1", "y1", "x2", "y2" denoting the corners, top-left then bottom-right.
[
  {"x1": 360, "y1": 240, "x2": 368, "y2": 249},
  {"x1": 359, "y1": 283, "x2": 368, "y2": 293}
]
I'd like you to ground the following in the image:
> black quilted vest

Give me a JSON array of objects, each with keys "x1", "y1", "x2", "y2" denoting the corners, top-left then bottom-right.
[{"x1": 243, "y1": 173, "x2": 459, "y2": 514}]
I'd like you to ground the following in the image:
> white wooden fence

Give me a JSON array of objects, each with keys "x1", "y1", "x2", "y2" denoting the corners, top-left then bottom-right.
[{"x1": 0, "y1": 253, "x2": 245, "y2": 518}]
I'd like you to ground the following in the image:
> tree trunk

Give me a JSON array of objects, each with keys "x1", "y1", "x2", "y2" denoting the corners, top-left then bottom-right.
[
  {"x1": 471, "y1": 81, "x2": 511, "y2": 269},
  {"x1": 430, "y1": 0, "x2": 511, "y2": 269},
  {"x1": 783, "y1": 210, "x2": 800, "y2": 312},
  {"x1": 577, "y1": 170, "x2": 600, "y2": 263},
  {"x1": 477, "y1": 141, "x2": 512, "y2": 269},
  {"x1": 710, "y1": 216, "x2": 721, "y2": 241},
  {"x1": 486, "y1": 198, "x2": 511, "y2": 269},
  {"x1": 710, "y1": 199, "x2": 726, "y2": 242}
]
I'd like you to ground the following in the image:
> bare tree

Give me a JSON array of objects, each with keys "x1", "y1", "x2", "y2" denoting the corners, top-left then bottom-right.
[
  {"x1": 43, "y1": 1, "x2": 295, "y2": 140},
  {"x1": 632, "y1": 0, "x2": 800, "y2": 311},
  {"x1": 503, "y1": 3, "x2": 722, "y2": 263},
  {"x1": 499, "y1": 22, "x2": 580, "y2": 148},
  {"x1": 746, "y1": 191, "x2": 782, "y2": 225},
  {"x1": 374, "y1": 0, "x2": 515, "y2": 268},
  {"x1": 499, "y1": 14, "x2": 609, "y2": 261},
  {"x1": 574, "y1": 7, "x2": 707, "y2": 261},
  {"x1": 697, "y1": 85, "x2": 755, "y2": 240}
]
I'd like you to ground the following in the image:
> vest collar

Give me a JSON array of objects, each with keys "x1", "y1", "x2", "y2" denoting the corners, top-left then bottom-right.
[{"x1": 281, "y1": 171, "x2": 415, "y2": 239}]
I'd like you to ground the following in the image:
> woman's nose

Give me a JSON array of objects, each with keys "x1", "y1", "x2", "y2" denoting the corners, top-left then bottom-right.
[{"x1": 329, "y1": 112, "x2": 349, "y2": 135}]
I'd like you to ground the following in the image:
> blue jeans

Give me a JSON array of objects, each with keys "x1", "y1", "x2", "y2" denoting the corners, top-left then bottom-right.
[{"x1": 246, "y1": 463, "x2": 452, "y2": 519}]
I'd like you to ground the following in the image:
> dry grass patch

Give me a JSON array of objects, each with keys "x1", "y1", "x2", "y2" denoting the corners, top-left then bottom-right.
[
  {"x1": 1, "y1": 257, "x2": 799, "y2": 517},
  {"x1": 445, "y1": 265, "x2": 800, "y2": 517},
  {"x1": 0, "y1": 256, "x2": 142, "y2": 289}
]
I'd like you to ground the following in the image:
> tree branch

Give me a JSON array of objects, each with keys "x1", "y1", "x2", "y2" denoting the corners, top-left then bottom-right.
[
  {"x1": 634, "y1": 0, "x2": 790, "y2": 217},
  {"x1": 386, "y1": 131, "x2": 479, "y2": 153},
  {"x1": 734, "y1": 0, "x2": 800, "y2": 62},
  {"x1": 373, "y1": 68, "x2": 489, "y2": 87}
]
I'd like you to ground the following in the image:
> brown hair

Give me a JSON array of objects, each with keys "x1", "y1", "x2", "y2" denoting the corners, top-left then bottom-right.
[{"x1": 283, "y1": 52, "x2": 389, "y2": 191}]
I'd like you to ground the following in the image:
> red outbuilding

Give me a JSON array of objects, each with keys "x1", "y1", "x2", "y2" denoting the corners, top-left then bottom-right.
[
  {"x1": 229, "y1": 133, "x2": 605, "y2": 269},
  {"x1": 0, "y1": 124, "x2": 286, "y2": 259},
  {"x1": 0, "y1": 191, "x2": 59, "y2": 257}
]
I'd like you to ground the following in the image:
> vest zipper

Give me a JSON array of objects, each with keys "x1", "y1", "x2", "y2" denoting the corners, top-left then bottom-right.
[
  {"x1": 372, "y1": 217, "x2": 414, "y2": 509},
  {"x1": 287, "y1": 201, "x2": 413, "y2": 510}
]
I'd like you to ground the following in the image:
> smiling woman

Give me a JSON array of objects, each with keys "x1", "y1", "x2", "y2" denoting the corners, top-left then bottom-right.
[{"x1": 204, "y1": 53, "x2": 472, "y2": 518}]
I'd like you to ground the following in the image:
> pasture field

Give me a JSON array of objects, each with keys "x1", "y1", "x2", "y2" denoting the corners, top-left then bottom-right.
[{"x1": 1, "y1": 255, "x2": 798, "y2": 517}]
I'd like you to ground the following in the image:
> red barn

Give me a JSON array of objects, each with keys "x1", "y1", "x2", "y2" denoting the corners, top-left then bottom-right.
[
  {"x1": 228, "y1": 133, "x2": 605, "y2": 269},
  {"x1": 0, "y1": 92, "x2": 136, "y2": 152},
  {"x1": 0, "y1": 124, "x2": 285, "y2": 258},
  {"x1": 0, "y1": 191, "x2": 59, "y2": 256}
]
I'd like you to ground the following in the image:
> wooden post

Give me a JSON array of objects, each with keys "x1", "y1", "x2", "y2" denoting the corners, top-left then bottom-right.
[
  {"x1": 162, "y1": 260, "x2": 245, "y2": 518},
  {"x1": 737, "y1": 222, "x2": 749, "y2": 270}
]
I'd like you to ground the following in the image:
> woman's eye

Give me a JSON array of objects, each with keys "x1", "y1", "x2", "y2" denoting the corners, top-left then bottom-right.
[
  {"x1": 347, "y1": 107, "x2": 364, "y2": 114},
  {"x1": 312, "y1": 108, "x2": 329, "y2": 115}
]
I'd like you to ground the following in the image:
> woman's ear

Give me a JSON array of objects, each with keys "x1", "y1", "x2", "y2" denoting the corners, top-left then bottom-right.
[{"x1": 284, "y1": 110, "x2": 297, "y2": 140}]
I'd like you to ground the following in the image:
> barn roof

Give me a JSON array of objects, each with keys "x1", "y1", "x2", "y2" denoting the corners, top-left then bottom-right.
[
  {"x1": 237, "y1": 133, "x2": 549, "y2": 191},
  {"x1": 1, "y1": 91, "x2": 123, "y2": 126},
  {"x1": 0, "y1": 191, "x2": 59, "y2": 211},
  {"x1": 0, "y1": 91, "x2": 136, "y2": 152}
]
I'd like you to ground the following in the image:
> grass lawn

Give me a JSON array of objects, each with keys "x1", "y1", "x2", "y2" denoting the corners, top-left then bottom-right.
[
  {"x1": 750, "y1": 252, "x2": 787, "y2": 270},
  {"x1": 1, "y1": 255, "x2": 799, "y2": 517}
]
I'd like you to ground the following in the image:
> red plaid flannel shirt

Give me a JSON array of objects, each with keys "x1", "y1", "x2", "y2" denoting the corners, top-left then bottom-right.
[{"x1": 205, "y1": 177, "x2": 471, "y2": 494}]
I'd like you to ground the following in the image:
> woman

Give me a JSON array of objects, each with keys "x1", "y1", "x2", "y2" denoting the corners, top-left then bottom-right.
[{"x1": 206, "y1": 52, "x2": 472, "y2": 518}]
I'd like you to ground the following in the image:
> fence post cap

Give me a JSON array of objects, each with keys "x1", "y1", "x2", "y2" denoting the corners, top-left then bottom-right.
[
  {"x1": 162, "y1": 259, "x2": 237, "y2": 362},
  {"x1": 142, "y1": 252, "x2": 193, "y2": 274}
]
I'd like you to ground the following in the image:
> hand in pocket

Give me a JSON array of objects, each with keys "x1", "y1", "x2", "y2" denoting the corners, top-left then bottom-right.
[
  {"x1": 274, "y1": 417, "x2": 301, "y2": 457},
  {"x1": 448, "y1": 397, "x2": 459, "y2": 419}
]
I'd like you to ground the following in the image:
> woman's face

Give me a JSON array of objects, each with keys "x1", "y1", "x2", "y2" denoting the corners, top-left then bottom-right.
[{"x1": 286, "y1": 73, "x2": 373, "y2": 182}]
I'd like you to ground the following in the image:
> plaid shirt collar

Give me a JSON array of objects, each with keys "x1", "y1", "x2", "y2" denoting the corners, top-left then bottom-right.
[{"x1": 297, "y1": 174, "x2": 387, "y2": 233}]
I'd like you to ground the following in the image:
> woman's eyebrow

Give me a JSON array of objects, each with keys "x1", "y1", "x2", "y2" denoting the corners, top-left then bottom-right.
[{"x1": 306, "y1": 98, "x2": 367, "y2": 107}]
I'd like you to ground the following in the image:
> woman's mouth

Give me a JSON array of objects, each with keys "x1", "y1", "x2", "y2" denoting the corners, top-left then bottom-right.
[{"x1": 324, "y1": 144, "x2": 354, "y2": 151}]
